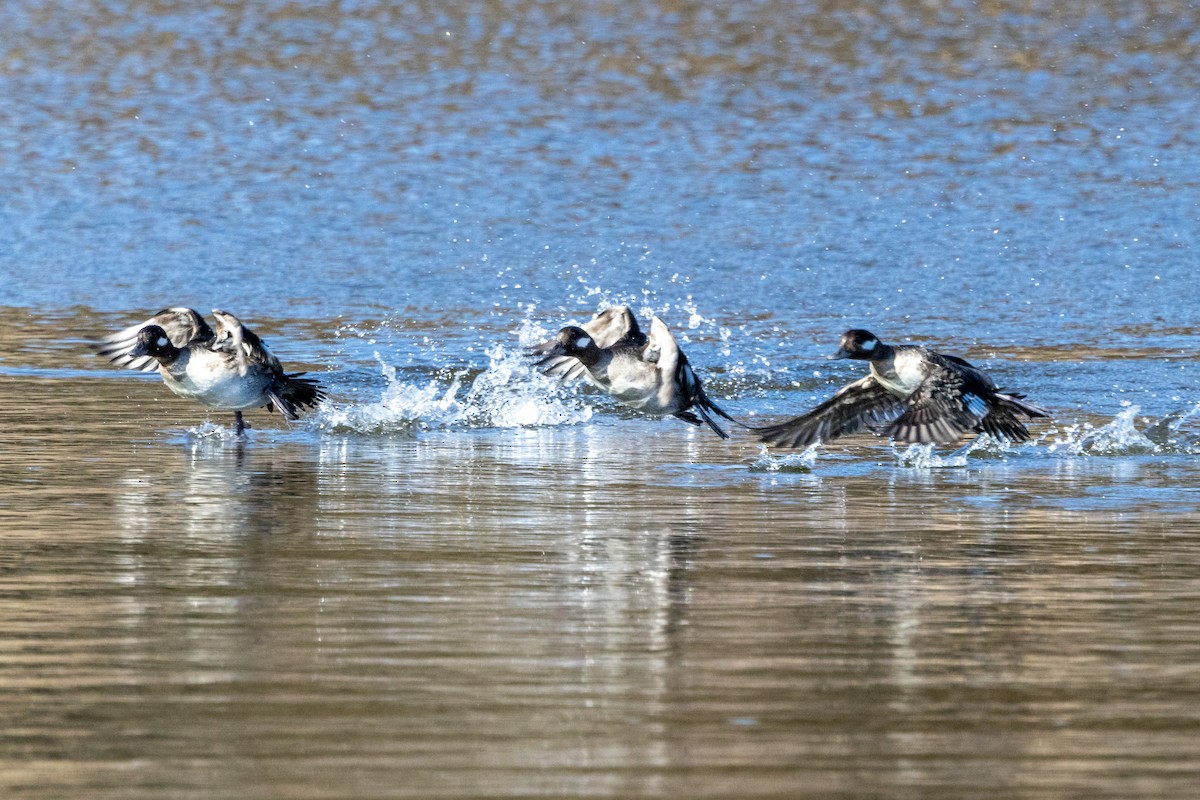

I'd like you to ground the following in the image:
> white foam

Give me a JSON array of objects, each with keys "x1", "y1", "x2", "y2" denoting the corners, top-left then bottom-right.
[
  {"x1": 894, "y1": 442, "x2": 967, "y2": 468},
  {"x1": 749, "y1": 444, "x2": 820, "y2": 472},
  {"x1": 894, "y1": 434, "x2": 1015, "y2": 468},
  {"x1": 315, "y1": 340, "x2": 594, "y2": 435},
  {"x1": 1045, "y1": 404, "x2": 1161, "y2": 456}
]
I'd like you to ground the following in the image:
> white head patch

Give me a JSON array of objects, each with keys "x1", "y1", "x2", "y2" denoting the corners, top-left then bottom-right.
[
  {"x1": 156, "y1": 335, "x2": 170, "y2": 348},
  {"x1": 575, "y1": 336, "x2": 593, "y2": 349},
  {"x1": 860, "y1": 338, "x2": 876, "y2": 352}
]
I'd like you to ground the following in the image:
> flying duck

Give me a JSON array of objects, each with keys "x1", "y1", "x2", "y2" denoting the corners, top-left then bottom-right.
[
  {"x1": 532, "y1": 314, "x2": 736, "y2": 438},
  {"x1": 95, "y1": 307, "x2": 324, "y2": 435},
  {"x1": 755, "y1": 329, "x2": 1050, "y2": 447}
]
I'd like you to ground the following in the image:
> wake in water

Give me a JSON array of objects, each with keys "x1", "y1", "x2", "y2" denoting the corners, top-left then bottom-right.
[
  {"x1": 1045, "y1": 402, "x2": 1200, "y2": 457},
  {"x1": 740, "y1": 403, "x2": 1200, "y2": 472},
  {"x1": 882, "y1": 403, "x2": 1200, "y2": 469}
]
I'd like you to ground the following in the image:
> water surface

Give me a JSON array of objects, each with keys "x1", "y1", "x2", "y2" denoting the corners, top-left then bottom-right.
[{"x1": 2, "y1": 1, "x2": 1200, "y2": 797}]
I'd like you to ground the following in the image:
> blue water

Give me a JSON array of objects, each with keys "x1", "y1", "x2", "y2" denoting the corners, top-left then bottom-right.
[{"x1": 4, "y1": 1, "x2": 1197, "y2": 343}]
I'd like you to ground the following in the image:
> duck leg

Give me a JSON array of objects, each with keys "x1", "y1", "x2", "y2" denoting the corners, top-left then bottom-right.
[{"x1": 234, "y1": 411, "x2": 247, "y2": 436}]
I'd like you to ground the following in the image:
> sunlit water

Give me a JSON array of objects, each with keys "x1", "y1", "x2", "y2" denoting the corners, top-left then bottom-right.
[{"x1": 3, "y1": 1, "x2": 1200, "y2": 798}]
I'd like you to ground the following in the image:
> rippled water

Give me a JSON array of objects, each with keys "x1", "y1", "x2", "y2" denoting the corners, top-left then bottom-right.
[{"x1": 3, "y1": 1, "x2": 1200, "y2": 797}]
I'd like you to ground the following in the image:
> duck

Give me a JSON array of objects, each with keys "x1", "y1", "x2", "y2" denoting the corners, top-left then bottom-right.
[
  {"x1": 95, "y1": 307, "x2": 324, "y2": 435},
  {"x1": 755, "y1": 329, "x2": 1050, "y2": 447},
  {"x1": 527, "y1": 305, "x2": 648, "y2": 382},
  {"x1": 532, "y1": 314, "x2": 736, "y2": 438}
]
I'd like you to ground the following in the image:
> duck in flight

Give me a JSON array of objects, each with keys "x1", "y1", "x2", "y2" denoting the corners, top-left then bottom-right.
[
  {"x1": 530, "y1": 311, "x2": 737, "y2": 438},
  {"x1": 755, "y1": 329, "x2": 1050, "y2": 448},
  {"x1": 95, "y1": 307, "x2": 324, "y2": 435},
  {"x1": 529, "y1": 306, "x2": 648, "y2": 383}
]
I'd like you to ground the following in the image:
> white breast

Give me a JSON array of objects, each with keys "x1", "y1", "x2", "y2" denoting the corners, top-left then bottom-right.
[
  {"x1": 162, "y1": 349, "x2": 270, "y2": 410},
  {"x1": 593, "y1": 358, "x2": 680, "y2": 416},
  {"x1": 873, "y1": 350, "x2": 927, "y2": 398}
]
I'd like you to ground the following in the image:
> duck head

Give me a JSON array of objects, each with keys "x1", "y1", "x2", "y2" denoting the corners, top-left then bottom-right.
[
  {"x1": 543, "y1": 326, "x2": 603, "y2": 366},
  {"x1": 830, "y1": 329, "x2": 885, "y2": 361},
  {"x1": 129, "y1": 325, "x2": 181, "y2": 364}
]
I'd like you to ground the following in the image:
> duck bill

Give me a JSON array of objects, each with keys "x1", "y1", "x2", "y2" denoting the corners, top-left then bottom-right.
[
  {"x1": 828, "y1": 347, "x2": 852, "y2": 360},
  {"x1": 130, "y1": 342, "x2": 150, "y2": 358}
]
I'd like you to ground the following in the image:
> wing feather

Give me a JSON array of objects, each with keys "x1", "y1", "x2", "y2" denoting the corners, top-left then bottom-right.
[
  {"x1": 755, "y1": 377, "x2": 906, "y2": 448},
  {"x1": 93, "y1": 307, "x2": 214, "y2": 372},
  {"x1": 883, "y1": 363, "x2": 981, "y2": 444},
  {"x1": 527, "y1": 306, "x2": 646, "y2": 381}
]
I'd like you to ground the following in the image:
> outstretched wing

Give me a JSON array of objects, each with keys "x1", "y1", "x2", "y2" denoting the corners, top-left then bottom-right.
[
  {"x1": 93, "y1": 307, "x2": 214, "y2": 372},
  {"x1": 755, "y1": 376, "x2": 906, "y2": 448},
  {"x1": 585, "y1": 306, "x2": 645, "y2": 349},
  {"x1": 643, "y1": 316, "x2": 676, "y2": 370}
]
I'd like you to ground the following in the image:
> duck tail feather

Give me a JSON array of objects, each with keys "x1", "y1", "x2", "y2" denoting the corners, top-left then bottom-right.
[
  {"x1": 692, "y1": 403, "x2": 731, "y2": 440},
  {"x1": 266, "y1": 388, "x2": 300, "y2": 420}
]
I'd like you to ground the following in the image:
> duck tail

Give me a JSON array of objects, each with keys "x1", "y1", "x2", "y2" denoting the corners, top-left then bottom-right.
[
  {"x1": 674, "y1": 406, "x2": 729, "y2": 439},
  {"x1": 265, "y1": 388, "x2": 300, "y2": 420},
  {"x1": 275, "y1": 372, "x2": 325, "y2": 415},
  {"x1": 695, "y1": 400, "x2": 732, "y2": 440}
]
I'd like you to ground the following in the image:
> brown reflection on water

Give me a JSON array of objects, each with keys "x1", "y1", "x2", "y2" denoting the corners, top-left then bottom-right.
[{"x1": 3, "y1": 348, "x2": 1200, "y2": 798}]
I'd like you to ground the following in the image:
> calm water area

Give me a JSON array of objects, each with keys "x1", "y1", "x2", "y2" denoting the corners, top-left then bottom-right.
[{"x1": 2, "y1": 1, "x2": 1200, "y2": 797}]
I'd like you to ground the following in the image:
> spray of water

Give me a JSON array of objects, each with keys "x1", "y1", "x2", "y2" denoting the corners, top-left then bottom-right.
[{"x1": 314, "y1": 319, "x2": 595, "y2": 434}]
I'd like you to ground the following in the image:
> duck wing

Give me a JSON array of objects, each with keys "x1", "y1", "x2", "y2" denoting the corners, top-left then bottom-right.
[
  {"x1": 586, "y1": 306, "x2": 646, "y2": 349},
  {"x1": 529, "y1": 306, "x2": 646, "y2": 380},
  {"x1": 94, "y1": 307, "x2": 215, "y2": 372},
  {"x1": 210, "y1": 309, "x2": 286, "y2": 371},
  {"x1": 974, "y1": 392, "x2": 1051, "y2": 442},
  {"x1": 641, "y1": 317, "x2": 736, "y2": 439},
  {"x1": 883, "y1": 356, "x2": 991, "y2": 444},
  {"x1": 755, "y1": 376, "x2": 906, "y2": 448},
  {"x1": 210, "y1": 310, "x2": 325, "y2": 418}
]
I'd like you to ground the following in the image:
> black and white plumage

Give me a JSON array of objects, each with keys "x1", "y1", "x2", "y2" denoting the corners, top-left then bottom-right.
[
  {"x1": 527, "y1": 306, "x2": 648, "y2": 382},
  {"x1": 755, "y1": 329, "x2": 1050, "y2": 448},
  {"x1": 95, "y1": 307, "x2": 324, "y2": 435},
  {"x1": 532, "y1": 315, "x2": 736, "y2": 439}
]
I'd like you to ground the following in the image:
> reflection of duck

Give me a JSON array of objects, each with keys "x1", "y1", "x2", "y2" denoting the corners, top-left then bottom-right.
[
  {"x1": 96, "y1": 307, "x2": 324, "y2": 435},
  {"x1": 532, "y1": 314, "x2": 736, "y2": 438},
  {"x1": 756, "y1": 329, "x2": 1050, "y2": 447}
]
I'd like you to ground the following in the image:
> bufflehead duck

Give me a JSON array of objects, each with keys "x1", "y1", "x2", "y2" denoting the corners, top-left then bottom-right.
[
  {"x1": 528, "y1": 306, "x2": 648, "y2": 382},
  {"x1": 534, "y1": 315, "x2": 736, "y2": 438},
  {"x1": 95, "y1": 307, "x2": 324, "y2": 435},
  {"x1": 755, "y1": 329, "x2": 1050, "y2": 447}
]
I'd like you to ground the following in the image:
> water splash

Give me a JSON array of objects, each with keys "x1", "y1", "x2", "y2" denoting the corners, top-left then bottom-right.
[
  {"x1": 894, "y1": 435, "x2": 1014, "y2": 468},
  {"x1": 184, "y1": 421, "x2": 244, "y2": 441},
  {"x1": 1045, "y1": 404, "x2": 1161, "y2": 456},
  {"x1": 1141, "y1": 401, "x2": 1200, "y2": 453},
  {"x1": 315, "y1": 332, "x2": 593, "y2": 435},
  {"x1": 749, "y1": 444, "x2": 819, "y2": 472}
]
